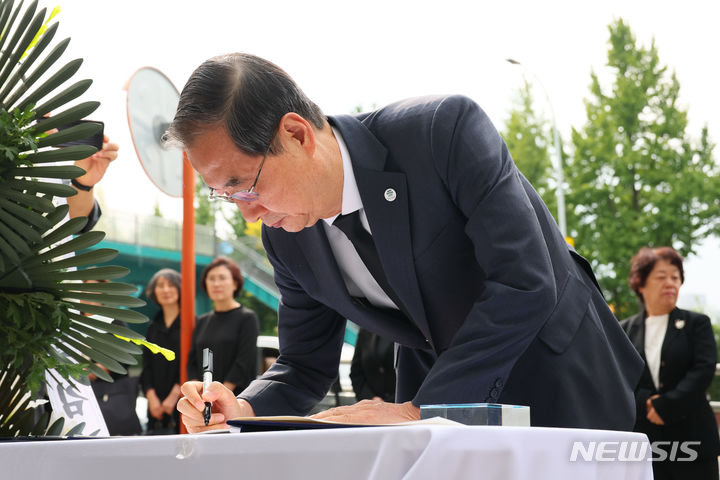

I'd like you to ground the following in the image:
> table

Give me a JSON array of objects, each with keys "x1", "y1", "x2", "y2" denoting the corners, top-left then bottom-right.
[{"x1": 0, "y1": 425, "x2": 652, "y2": 480}]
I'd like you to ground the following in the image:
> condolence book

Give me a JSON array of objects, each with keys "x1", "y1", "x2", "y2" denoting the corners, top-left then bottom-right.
[{"x1": 227, "y1": 416, "x2": 459, "y2": 433}]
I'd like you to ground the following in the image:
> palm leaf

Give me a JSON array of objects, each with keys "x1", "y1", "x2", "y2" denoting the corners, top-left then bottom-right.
[
  {"x1": 59, "y1": 291, "x2": 145, "y2": 308},
  {"x1": 41, "y1": 266, "x2": 131, "y2": 281},
  {"x1": 2, "y1": 188, "x2": 54, "y2": 212},
  {"x1": 0, "y1": 198, "x2": 52, "y2": 231},
  {"x1": 0, "y1": 205, "x2": 42, "y2": 243},
  {"x1": 4, "y1": 179, "x2": 77, "y2": 197},
  {"x1": 35, "y1": 116, "x2": 98, "y2": 149},
  {"x1": 6, "y1": 165, "x2": 85, "y2": 179},
  {"x1": 66, "y1": 327, "x2": 138, "y2": 365},
  {"x1": 39, "y1": 213, "x2": 85, "y2": 245},
  {"x1": 31, "y1": 230, "x2": 105, "y2": 263},
  {"x1": 23, "y1": 246, "x2": 117, "y2": 270},
  {"x1": 34, "y1": 78, "x2": 93, "y2": 120},
  {"x1": 0, "y1": 1, "x2": 38, "y2": 79},
  {"x1": 0, "y1": 2, "x2": 15, "y2": 54},
  {"x1": 3, "y1": 37, "x2": 70, "y2": 109},
  {"x1": 64, "y1": 421, "x2": 87, "y2": 437},
  {"x1": 59, "y1": 334, "x2": 126, "y2": 375},
  {"x1": 0, "y1": 234, "x2": 20, "y2": 265},
  {"x1": 68, "y1": 322, "x2": 142, "y2": 355},
  {"x1": 28, "y1": 99, "x2": 99, "y2": 132},
  {"x1": 63, "y1": 301, "x2": 147, "y2": 324},
  {"x1": 68, "y1": 313, "x2": 144, "y2": 341},
  {"x1": 0, "y1": 5, "x2": 45, "y2": 88},
  {"x1": 19, "y1": 144, "x2": 98, "y2": 164},
  {"x1": 0, "y1": 21, "x2": 57, "y2": 104},
  {"x1": 53, "y1": 342, "x2": 112, "y2": 382},
  {"x1": 44, "y1": 417, "x2": 66, "y2": 436},
  {"x1": 55, "y1": 281, "x2": 139, "y2": 295},
  {"x1": 0, "y1": 0, "x2": 150, "y2": 438}
]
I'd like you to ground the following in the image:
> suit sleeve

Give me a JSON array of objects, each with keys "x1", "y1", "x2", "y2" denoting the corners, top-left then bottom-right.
[
  {"x1": 237, "y1": 229, "x2": 346, "y2": 416},
  {"x1": 350, "y1": 330, "x2": 374, "y2": 401},
  {"x1": 224, "y1": 310, "x2": 259, "y2": 392},
  {"x1": 77, "y1": 200, "x2": 102, "y2": 234},
  {"x1": 652, "y1": 314, "x2": 717, "y2": 424},
  {"x1": 412, "y1": 96, "x2": 558, "y2": 405}
]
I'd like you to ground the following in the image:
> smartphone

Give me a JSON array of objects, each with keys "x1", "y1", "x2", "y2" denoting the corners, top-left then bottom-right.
[{"x1": 57, "y1": 119, "x2": 105, "y2": 150}]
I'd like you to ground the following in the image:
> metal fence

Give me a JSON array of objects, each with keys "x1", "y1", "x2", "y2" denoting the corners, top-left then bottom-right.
[{"x1": 93, "y1": 210, "x2": 279, "y2": 304}]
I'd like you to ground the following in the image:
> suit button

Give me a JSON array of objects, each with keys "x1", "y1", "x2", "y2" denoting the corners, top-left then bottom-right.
[
  {"x1": 659, "y1": 383, "x2": 664, "y2": 389},
  {"x1": 489, "y1": 387, "x2": 499, "y2": 399},
  {"x1": 425, "y1": 339, "x2": 430, "y2": 344},
  {"x1": 661, "y1": 361, "x2": 665, "y2": 367},
  {"x1": 495, "y1": 378, "x2": 504, "y2": 389}
]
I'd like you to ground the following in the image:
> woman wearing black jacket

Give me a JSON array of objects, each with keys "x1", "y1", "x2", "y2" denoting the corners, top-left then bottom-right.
[
  {"x1": 621, "y1": 246, "x2": 719, "y2": 479},
  {"x1": 187, "y1": 257, "x2": 259, "y2": 396}
]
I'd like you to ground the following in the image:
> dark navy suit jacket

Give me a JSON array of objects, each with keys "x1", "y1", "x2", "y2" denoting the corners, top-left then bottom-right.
[{"x1": 241, "y1": 95, "x2": 644, "y2": 429}]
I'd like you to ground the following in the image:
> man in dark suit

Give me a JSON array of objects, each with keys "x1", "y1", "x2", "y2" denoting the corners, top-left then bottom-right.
[{"x1": 172, "y1": 53, "x2": 644, "y2": 432}]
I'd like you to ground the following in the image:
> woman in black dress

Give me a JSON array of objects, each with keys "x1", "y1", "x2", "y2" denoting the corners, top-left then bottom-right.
[
  {"x1": 140, "y1": 268, "x2": 182, "y2": 434},
  {"x1": 188, "y1": 257, "x2": 259, "y2": 395}
]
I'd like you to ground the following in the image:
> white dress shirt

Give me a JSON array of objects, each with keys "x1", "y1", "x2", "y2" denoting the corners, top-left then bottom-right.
[
  {"x1": 321, "y1": 127, "x2": 398, "y2": 311},
  {"x1": 644, "y1": 314, "x2": 669, "y2": 390}
]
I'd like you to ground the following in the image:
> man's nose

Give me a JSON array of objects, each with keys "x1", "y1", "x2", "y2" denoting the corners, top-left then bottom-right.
[{"x1": 236, "y1": 202, "x2": 265, "y2": 223}]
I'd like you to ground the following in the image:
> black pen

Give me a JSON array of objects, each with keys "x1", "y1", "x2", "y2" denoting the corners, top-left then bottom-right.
[{"x1": 202, "y1": 348, "x2": 213, "y2": 426}]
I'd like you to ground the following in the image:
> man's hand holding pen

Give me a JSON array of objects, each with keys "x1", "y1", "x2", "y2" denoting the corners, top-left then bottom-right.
[{"x1": 177, "y1": 381, "x2": 255, "y2": 433}]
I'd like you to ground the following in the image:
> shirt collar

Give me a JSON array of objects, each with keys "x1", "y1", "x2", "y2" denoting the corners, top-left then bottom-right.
[{"x1": 323, "y1": 126, "x2": 364, "y2": 225}]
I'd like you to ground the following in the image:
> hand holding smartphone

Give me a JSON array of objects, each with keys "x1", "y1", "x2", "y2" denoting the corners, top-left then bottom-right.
[{"x1": 57, "y1": 119, "x2": 105, "y2": 150}]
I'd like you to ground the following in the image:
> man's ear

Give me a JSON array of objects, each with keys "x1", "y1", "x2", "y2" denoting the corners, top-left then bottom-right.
[{"x1": 277, "y1": 112, "x2": 315, "y2": 155}]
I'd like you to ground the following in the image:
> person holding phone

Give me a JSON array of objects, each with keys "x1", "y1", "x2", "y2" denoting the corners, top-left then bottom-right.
[{"x1": 61, "y1": 121, "x2": 119, "y2": 230}]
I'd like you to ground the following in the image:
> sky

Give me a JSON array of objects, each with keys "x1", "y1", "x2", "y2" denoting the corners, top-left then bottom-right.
[{"x1": 46, "y1": 0, "x2": 719, "y2": 317}]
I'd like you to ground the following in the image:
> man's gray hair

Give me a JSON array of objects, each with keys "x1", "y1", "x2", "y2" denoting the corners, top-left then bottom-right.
[{"x1": 165, "y1": 53, "x2": 325, "y2": 155}]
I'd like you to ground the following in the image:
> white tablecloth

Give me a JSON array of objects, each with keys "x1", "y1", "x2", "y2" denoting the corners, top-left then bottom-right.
[{"x1": 0, "y1": 425, "x2": 652, "y2": 480}]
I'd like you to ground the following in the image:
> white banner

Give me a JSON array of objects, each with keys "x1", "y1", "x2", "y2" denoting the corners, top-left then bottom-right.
[{"x1": 45, "y1": 370, "x2": 108, "y2": 437}]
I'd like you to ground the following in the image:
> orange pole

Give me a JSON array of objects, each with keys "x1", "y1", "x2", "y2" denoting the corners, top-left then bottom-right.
[{"x1": 179, "y1": 152, "x2": 196, "y2": 434}]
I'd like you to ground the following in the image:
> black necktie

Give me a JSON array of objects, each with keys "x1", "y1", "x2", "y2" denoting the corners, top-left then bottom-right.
[{"x1": 333, "y1": 211, "x2": 410, "y2": 320}]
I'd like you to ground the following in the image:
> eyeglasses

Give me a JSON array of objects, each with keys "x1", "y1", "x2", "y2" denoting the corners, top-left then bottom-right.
[{"x1": 208, "y1": 151, "x2": 267, "y2": 203}]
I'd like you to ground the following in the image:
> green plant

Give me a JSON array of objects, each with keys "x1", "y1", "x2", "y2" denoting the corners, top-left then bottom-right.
[
  {"x1": 567, "y1": 19, "x2": 719, "y2": 319},
  {"x1": 0, "y1": 0, "x2": 147, "y2": 436}
]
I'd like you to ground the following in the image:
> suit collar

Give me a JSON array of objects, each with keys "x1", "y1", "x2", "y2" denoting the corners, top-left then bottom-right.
[
  {"x1": 322, "y1": 126, "x2": 363, "y2": 224},
  {"x1": 629, "y1": 306, "x2": 684, "y2": 356},
  {"x1": 661, "y1": 307, "x2": 684, "y2": 352},
  {"x1": 307, "y1": 115, "x2": 432, "y2": 343},
  {"x1": 627, "y1": 312, "x2": 646, "y2": 355},
  {"x1": 294, "y1": 224, "x2": 429, "y2": 349}
]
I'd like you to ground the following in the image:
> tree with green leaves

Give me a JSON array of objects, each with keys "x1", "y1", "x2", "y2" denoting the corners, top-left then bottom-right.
[
  {"x1": 223, "y1": 202, "x2": 246, "y2": 240},
  {"x1": 501, "y1": 79, "x2": 557, "y2": 218},
  {"x1": 194, "y1": 173, "x2": 215, "y2": 227},
  {"x1": 567, "y1": 18, "x2": 720, "y2": 319}
]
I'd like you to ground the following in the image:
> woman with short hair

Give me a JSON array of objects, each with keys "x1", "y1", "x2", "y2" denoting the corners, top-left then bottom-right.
[
  {"x1": 621, "y1": 246, "x2": 719, "y2": 479},
  {"x1": 187, "y1": 257, "x2": 259, "y2": 395},
  {"x1": 141, "y1": 268, "x2": 182, "y2": 434}
]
